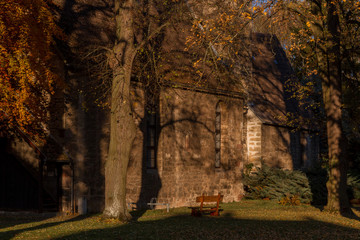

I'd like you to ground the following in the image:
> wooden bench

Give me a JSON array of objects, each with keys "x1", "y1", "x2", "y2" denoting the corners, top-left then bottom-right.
[{"x1": 189, "y1": 193, "x2": 223, "y2": 216}]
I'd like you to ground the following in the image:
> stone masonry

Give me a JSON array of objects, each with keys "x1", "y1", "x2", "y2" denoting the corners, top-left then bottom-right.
[
  {"x1": 125, "y1": 87, "x2": 244, "y2": 209},
  {"x1": 246, "y1": 109, "x2": 262, "y2": 168}
]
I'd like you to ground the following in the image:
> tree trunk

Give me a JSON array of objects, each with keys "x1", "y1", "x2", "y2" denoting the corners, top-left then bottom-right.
[
  {"x1": 323, "y1": 0, "x2": 351, "y2": 215},
  {"x1": 103, "y1": 0, "x2": 136, "y2": 221},
  {"x1": 323, "y1": 76, "x2": 350, "y2": 214}
]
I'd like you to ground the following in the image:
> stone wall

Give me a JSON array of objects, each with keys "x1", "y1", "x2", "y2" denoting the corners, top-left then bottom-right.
[
  {"x1": 300, "y1": 132, "x2": 320, "y2": 169},
  {"x1": 261, "y1": 125, "x2": 319, "y2": 170},
  {"x1": 261, "y1": 125, "x2": 295, "y2": 169},
  {"x1": 8, "y1": 136, "x2": 39, "y2": 171},
  {"x1": 68, "y1": 94, "x2": 109, "y2": 213},
  {"x1": 126, "y1": 87, "x2": 244, "y2": 208},
  {"x1": 246, "y1": 109, "x2": 262, "y2": 168}
]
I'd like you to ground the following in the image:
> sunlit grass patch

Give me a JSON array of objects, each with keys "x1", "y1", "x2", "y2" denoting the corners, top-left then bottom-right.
[{"x1": 1, "y1": 201, "x2": 359, "y2": 240}]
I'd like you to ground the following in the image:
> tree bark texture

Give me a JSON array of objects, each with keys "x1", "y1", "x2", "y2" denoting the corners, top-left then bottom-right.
[
  {"x1": 103, "y1": 0, "x2": 137, "y2": 221},
  {"x1": 323, "y1": 0, "x2": 351, "y2": 214}
]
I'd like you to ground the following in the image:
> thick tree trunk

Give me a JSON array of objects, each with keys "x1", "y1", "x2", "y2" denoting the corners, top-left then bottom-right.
[
  {"x1": 103, "y1": 0, "x2": 136, "y2": 221},
  {"x1": 323, "y1": 78, "x2": 350, "y2": 214},
  {"x1": 323, "y1": 0, "x2": 351, "y2": 215}
]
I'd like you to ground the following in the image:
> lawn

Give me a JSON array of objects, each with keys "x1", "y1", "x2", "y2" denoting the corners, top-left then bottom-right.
[{"x1": 1, "y1": 201, "x2": 360, "y2": 240}]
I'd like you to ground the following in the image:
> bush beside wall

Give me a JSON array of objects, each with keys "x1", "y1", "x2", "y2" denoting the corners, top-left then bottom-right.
[{"x1": 243, "y1": 165, "x2": 312, "y2": 204}]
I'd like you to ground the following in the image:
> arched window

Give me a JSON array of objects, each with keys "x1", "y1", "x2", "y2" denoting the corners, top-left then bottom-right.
[
  {"x1": 215, "y1": 101, "x2": 221, "y2": 168},
  {"x1": 145, "y1": 88, "x2": 159, "y2": 169},
  {"x1": 146, "y1": 111, "x2": 157, "y2": 169}
]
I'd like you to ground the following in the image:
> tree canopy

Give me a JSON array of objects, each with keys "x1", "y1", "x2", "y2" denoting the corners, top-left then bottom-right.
[{"x1": 0, "y1": 0, "x2": 62, "y2": 136}]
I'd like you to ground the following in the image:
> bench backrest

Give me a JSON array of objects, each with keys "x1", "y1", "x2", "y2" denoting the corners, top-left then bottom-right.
[
  {"x1": 196, "y1": 193, "x2": 223, "y2": 211},
  {"x1": 196, "y1": 194, "x2": 223, "y2": 203}
]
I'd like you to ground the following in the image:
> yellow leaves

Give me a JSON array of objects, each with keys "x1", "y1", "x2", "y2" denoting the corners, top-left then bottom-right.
[
  {"x1": 253, "y1": 5, "x2": 266, "y2": 16},
  {"x1": 193, "y1": 59, "x2": 201, "y2": 68},
  {"x1": 306, "y1": 21, "x2": 311, "y2": 28},
  {"x1": 307, "y1": 69, "x2": 318, "y2": 76},
  {"x1": 0, "y1": 0, "x2": 62, "y2": 136},
  {"x1": 242, "y1": 12, "x2": 252, "y2": 20}
]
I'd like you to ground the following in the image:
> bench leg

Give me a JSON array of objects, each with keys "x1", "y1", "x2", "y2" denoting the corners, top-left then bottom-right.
[
  {"x1": 208, "y1": 207, "x2": 220, "y2": 216},
  {"x1": 210, "y1": 211, "x2": 219, "y2": 216},
  {"x1": 191, "y1": 209, "x2": 202, "y2": 217}
]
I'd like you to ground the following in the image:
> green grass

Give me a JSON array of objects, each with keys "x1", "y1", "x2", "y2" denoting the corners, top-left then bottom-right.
[{"x1": 1, "y1": 201, "x2": 360, "y2": 240}]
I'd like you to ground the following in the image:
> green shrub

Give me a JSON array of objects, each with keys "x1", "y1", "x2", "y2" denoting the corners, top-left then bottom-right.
[
  {"x1": 243, "y1": 164, "x2": 312, "y2": 204},
  {"x1": 243, "y1": 163, "x2": 360, "y2": 205},
  {"x1": 348, "y1": 171, "x2": 360, "y2": 200}
]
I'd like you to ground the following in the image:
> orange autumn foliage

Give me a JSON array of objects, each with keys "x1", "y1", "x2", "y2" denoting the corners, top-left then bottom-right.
[{"x1": 0, "y1": 0, "x2": 63, "y2": 136}]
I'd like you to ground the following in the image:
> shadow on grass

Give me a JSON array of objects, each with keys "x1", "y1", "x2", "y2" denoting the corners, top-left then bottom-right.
[
  {"x1": 0, "y1": 212, "x2": 57, "y2": 229},
  {"x1": 16, "y1": 213, "x2": 359, "y2": 240},
  {"x1": 342, "y1": 208, "x2": 360, "y2": 221},
  {"x1": 130, "y1": 209, "x2": 148, "y2": 222},
  {"x1": 0, "y1": 214, "x2": 88, "y2": 240}
]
